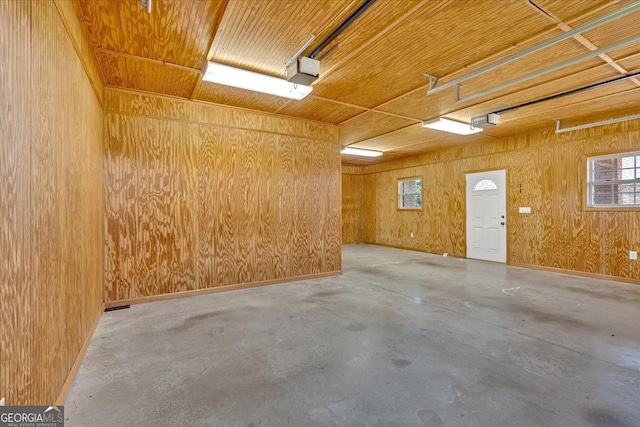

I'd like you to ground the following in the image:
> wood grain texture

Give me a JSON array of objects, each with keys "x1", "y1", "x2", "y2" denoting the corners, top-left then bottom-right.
[
  {"x1": 104, "y1": 88, "x2": 340, "y2": 142},
  {"x1": 1, "y1": 1, "x2": 104, "y2": 405},
  {"x1": 104, "y1": 91, "x2": 341, "y2": 303},
  {"x1": 342, "y1": 170, "x2": 364, "y2": 244},
  {"x1": 276, "y1": 96, "x2": 365, "y2": 124},
  {"x1": 192, "y1": 81, "x2": 289, "y2": 114},
  {"x1": 314, "y1": 0, "x2": 557, "y2": 107},
  {"x1": 350, "y1": 121, "x2": 640, "y2": 283},
  {"x1": 70, "y1": 0, "x2": 640, "y2": 165},
  {"x1": 1, "y1": 0, "x2": 32, "y2": 405},
  {"x1": 96, "y1": 49, "x2": 201, "y2": 98},
  {"x1": 53, "y1": 0, "x2": 104, "y2": 104},
  {"x1": 208, "y1": 0, "x2": 361, "y2": 76},
  {"x1": 532, "y1": 0, "x2": 625, "y2": 25},
  {"x1": 105, "y1": 270, "x2": 343, "y2": 308},
  {"x1": 76, "y1": 0, "x2": 227, "y2": 69},
  {"x1": 340, "y1": 112, "x2": 417, "y2": 146}
]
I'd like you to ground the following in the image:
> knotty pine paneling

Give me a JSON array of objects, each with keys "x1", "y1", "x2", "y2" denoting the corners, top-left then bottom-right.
[
  {"x1": 352, "y1": 121, "x2": 640, "y2": 283},
  {"x1": 1, "y1": 1, "x2": 104, "y2": 405},
  {"x1": 104, "y1": 91, "x2": 341, "y2": 303}
]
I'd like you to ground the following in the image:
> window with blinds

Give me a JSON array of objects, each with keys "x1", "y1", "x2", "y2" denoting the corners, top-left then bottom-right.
[
  {"x1": 398, "y1": 177, "x2": 422, "y2": 209},
  {"x1": 588, "y1": 152, "x2": 640, "y2": 207}
]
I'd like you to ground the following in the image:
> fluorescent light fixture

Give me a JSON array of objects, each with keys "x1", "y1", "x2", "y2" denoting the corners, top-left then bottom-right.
[
  {"x1": 203, "y1": 62, "x2": 313, "y2": 100},
  {"x1": 422, "y1": 117, "x2": 482, "y2": 135},
  {"x1": 341, "y1": 147, "x2": 383, "y2": 157}
]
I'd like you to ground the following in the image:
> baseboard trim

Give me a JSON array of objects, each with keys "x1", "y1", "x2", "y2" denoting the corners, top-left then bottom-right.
[
  {"x1": 55, "y1": 302, "x2": 105, "y2": 405},
  {"x1": 509, "y1": 262, "x2": 640, "y2": 285},
  {"x1": 360, "y1": 243, "x2": 638, "y2": 286},
  {"x1": 105, "y1": 270, "x2": 343, "y2": 308},
  {"x1": 359, "y1": 241, "x2": 462, "y2": 258}
]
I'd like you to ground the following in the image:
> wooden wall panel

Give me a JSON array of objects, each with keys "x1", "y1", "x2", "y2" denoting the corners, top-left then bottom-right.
[
  {"x1": 95, "y1": 50, "x2": 201, "y2": 99},
  {"x1": 342, "y1": 169, "x2": 364, "y2": 244},
  {"x1": 215, "y1": 127, "x2": 239, "y2": 287},
  {"x1": 197, "y1": 125, "x2": 218, "y2": 289},
  {"x1": 275, "y1": 136, "x2": 296, "y2": 279},
  {"x1": 352, "y1": 121, "x2": 640, "y2": 283},
  {"x1": 104, "y1": 91, "x2": 341, "y2": 303},
  {"x1": 290, "y1": 138, "x2": 310, "y2": 277},
  {"x1": 1, "y1": 0, "x2": 32, "y2": 405},
  {"x1": 53, "y1": 0, "x2": 104, "y2": 105},
  {"x1": 1, "y1": 1, "x2": 104, "y2": 405},
  {"x1": 256, "y1": 134, "x2": 276, "y2": 281},
  {"x1": 104, "y1": 88, "x2": 341, "y2": 142},
  {"x1": 325, "y1": 138, "x2": 343, "y2": 272}
]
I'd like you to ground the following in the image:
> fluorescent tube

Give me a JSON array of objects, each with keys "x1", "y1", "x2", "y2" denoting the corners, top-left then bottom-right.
[
  {"x1": 203, "y1": 62, "x2": 313, "y2": 100},
  {"x1": 422, "y1": 117, "x2": 482, "y2": 135},
  {"x1": 341, "y1": 147, "x2": 383, "y2": 157}
]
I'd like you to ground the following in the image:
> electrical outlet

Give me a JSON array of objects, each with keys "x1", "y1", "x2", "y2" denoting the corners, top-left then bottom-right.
[
  {"x1": 410, "y1": 232, "x2": 414, "y2": 238},
  {"x1": 630, "y1": 251, "x2": 638, "y2": 260},
  {"x1": 0, "y1": 397, "x2": 5, "y2": 406}
]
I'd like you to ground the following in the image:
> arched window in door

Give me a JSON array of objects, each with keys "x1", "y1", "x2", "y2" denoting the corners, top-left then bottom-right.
[{"x1": 474, "y1": 179, "x2": 497, "y2": 191}]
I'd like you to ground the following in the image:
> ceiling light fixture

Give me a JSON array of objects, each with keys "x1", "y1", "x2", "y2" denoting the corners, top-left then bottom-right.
[
  {"x1": 203, "y1": 62, "x2": 313, "y2": 100},
  {"x1": 422, "y1": 117, "x2": 482, "y2": 135},
  {"x1": 341, "y1": 147, "x2": 383, "y2": 157}
]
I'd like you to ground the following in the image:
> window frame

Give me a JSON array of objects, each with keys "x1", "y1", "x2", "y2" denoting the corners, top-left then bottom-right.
[
  {"x1": 585, "y1": 150, "x2": 640, "y2": 211},
  {"x1": 397, "y1": 176, "x2": 423, "y2": 211}
]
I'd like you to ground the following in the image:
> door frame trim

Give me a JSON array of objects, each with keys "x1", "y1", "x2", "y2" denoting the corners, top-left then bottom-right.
[{"x1": 464, "y1": 167, "x2": 509, "y2": 264}]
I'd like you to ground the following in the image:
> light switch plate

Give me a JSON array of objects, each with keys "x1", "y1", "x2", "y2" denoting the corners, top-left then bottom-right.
[
  {"x1": 630, "y1": 251, "x2": 638, "y2": 260},
  {"x1": 519, "y1": 207, "x2": 531, "y2": 214}
]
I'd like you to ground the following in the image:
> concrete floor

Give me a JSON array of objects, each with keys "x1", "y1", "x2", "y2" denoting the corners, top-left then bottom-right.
[{"x1": 66, "y1": 244, "x2": 640, "y2": 427}]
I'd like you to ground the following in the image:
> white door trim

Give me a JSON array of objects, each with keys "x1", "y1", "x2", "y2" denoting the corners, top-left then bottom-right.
[{"x1": 466, "y1": 169, "x2": 507, "y2": 263}]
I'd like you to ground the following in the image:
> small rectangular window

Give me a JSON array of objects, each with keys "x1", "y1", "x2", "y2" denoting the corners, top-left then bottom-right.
[
  {"x1": 398, "y1": 177, "x2": 422, "y2": 209},
  {"x1": 587, "y1": 151, "x2": 640, "y2": 208}
]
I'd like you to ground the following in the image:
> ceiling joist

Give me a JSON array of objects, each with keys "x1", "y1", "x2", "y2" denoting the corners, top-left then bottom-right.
[{"x1": 73, "y1": 0, "x2": 640, "y2": 166}]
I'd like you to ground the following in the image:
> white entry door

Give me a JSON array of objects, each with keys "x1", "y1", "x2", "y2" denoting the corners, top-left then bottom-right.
[{"x1": 466, "y1": 169, "x2": 506, "y2": 263}]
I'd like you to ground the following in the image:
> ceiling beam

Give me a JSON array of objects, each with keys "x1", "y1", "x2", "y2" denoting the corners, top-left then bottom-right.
[
  {"x1": 310, "y1": 95, "x2": 421, "y2": 123},
  {"x1": 338, "y1": 1, "x2": 640, "y2": 150},
  {"x1": 190, "y1": 0, "x2": 231, "y2": 99},
  {"x1": 339, "y1": 8, "x2": 573, "y2": 126},
  {"x1": 526, "y1": 0, "x2": 640, "y2": 87},
  {"x1": 94, "y1": 48, "x2": 202, "y2": 74}
]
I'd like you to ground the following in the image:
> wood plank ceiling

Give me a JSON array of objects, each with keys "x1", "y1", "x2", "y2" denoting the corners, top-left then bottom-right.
[{"x1": 76, "y1": 0, "x2": 640, "y2": 166}]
